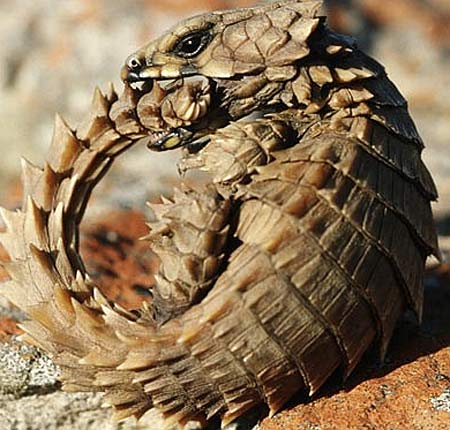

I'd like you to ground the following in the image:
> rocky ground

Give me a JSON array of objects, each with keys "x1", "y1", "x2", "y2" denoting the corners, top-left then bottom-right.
[{"x1": 1, "y1": 1, "x2": 450, "y2": 429}]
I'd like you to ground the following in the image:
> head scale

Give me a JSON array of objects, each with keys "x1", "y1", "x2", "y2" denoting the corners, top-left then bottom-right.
[{"x1": 121, "y1": 1, "x2": 337, "y2": 150}]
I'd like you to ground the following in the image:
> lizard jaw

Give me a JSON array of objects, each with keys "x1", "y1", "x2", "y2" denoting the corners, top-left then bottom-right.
[
  {"x1": 148, "y1": 127, "x2": 194, "y2": 151},
  {"x1": 147, "y1": 124, "x2": 219, "y2": 152}
]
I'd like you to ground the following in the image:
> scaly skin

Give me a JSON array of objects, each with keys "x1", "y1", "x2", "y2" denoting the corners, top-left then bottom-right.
[{"x1": 0, "y1": 0, "x2": 438, "y2": 428}]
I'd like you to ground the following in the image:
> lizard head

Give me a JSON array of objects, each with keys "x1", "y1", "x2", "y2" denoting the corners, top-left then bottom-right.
[{"x1": 121, "y1": 0, "x2": 345, "y2": 151}]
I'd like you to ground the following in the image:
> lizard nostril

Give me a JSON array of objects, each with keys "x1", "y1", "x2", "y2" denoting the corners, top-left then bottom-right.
[{"x1": 127, "y1": 56, "x2": 142, "y2": 71}]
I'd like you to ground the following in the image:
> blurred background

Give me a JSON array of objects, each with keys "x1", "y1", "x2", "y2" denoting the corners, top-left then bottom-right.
[{"x1": 0, "y1": 0, "x2": 449, "y2": 214}]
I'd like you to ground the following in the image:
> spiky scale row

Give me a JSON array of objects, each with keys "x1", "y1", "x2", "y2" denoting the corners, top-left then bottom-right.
[
  {"x1": 0, "y1": 85, "x2": 152, "y2": 416},
  {"x1": 147, "y1": 186, "x2": 231, "y2": 321}
]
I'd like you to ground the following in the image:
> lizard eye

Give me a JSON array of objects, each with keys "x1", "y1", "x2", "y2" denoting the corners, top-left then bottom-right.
[{"x1": 173, "y1": 31, "x2": 211, "y2": 58}]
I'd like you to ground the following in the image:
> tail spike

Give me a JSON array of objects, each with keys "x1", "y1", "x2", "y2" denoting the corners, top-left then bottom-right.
[
  {"x1": 54, "y1": 237, "x2": 76, "y2": 285},
  {"x1": 0, "y1": 207, "x2": 26, "y2": 259},
  {"x1": 24, "y1": 196, "x2": 49, "y2": 251},
  {"x1": 48, "y1": 113, "x2": 81, "y2": 173},
  {"x1": 34, "y1": 163, "x2": 59, "y2": 212},
  {"x1": 20, "y1": 157, "x2": 43, "y2": 203},
  {"x1": 92, "y1": 86, "x2": 110, "y2": 117},
  {"x1": 76, "y1": 87, "x2": 111, "y2": 142},
  {"x1": 105, "y1": 82, "x2": 118, "y2": 104},
  {"x1": 47, "y1": 202, "x2": 65, "y2": 251}
]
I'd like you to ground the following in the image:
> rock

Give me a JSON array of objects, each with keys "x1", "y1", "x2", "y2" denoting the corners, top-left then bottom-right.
[
  {"x1": 259, "y1": 272, "x2": 450, "y2": 430},
  {"x1": 0, "y1": 341, "x2": 58, "y2": 397},
  {"x1": 431, "y1": 388, "x2": 450, "y2": 413},
  {"x1": 0, "y1": 391, "x2": 123, "y2": 430},
  {"x1": 80, "y1": 210, "x2": 159, "y2": 310}
]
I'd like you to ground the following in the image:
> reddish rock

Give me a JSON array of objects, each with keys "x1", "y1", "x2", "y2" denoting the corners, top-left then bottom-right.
[
  {"x1": 80, "y1": 209, "x2": 158, "y2": 310},
  {"x1": 260, "y1": 266, "x2": 450, "y2": 430},
  {"x1": 0, "y1": 316, "x2": 21, "y2": 341},
  {"x1": 261, "y1": 345, "x2": 450, "y2": 430}
]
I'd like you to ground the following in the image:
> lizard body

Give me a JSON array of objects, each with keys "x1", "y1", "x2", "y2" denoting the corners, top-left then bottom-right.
[{"x1": 0, "y1": 0, "x2": 437, "y2": 428}]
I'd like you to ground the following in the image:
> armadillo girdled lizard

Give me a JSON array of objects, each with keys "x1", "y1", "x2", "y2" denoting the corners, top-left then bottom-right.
[{"x1": 0, "y1": 0, "x2": 438, "y2": 428}]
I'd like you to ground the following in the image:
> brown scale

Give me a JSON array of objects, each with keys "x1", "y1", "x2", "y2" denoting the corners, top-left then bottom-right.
[
  {"x1": 0, "y1": 0, "x2": 438, "y2": 428},
  {"x1": 147, "y1": 186, "x2": 231, "y2": 322}
]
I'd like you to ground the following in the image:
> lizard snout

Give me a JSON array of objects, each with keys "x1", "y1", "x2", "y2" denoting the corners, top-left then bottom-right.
[{"x1": 122, "y1": 54, "x2": 146, "y2": 83}]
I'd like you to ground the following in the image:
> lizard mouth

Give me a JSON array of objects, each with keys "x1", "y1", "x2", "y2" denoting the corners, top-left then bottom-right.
[
  {"x1": 147, "y1": 125, "x2": 218, "y2": 152},
  {"x1": 147, "y1": 127, "x2": 194, "y2": 151}
]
